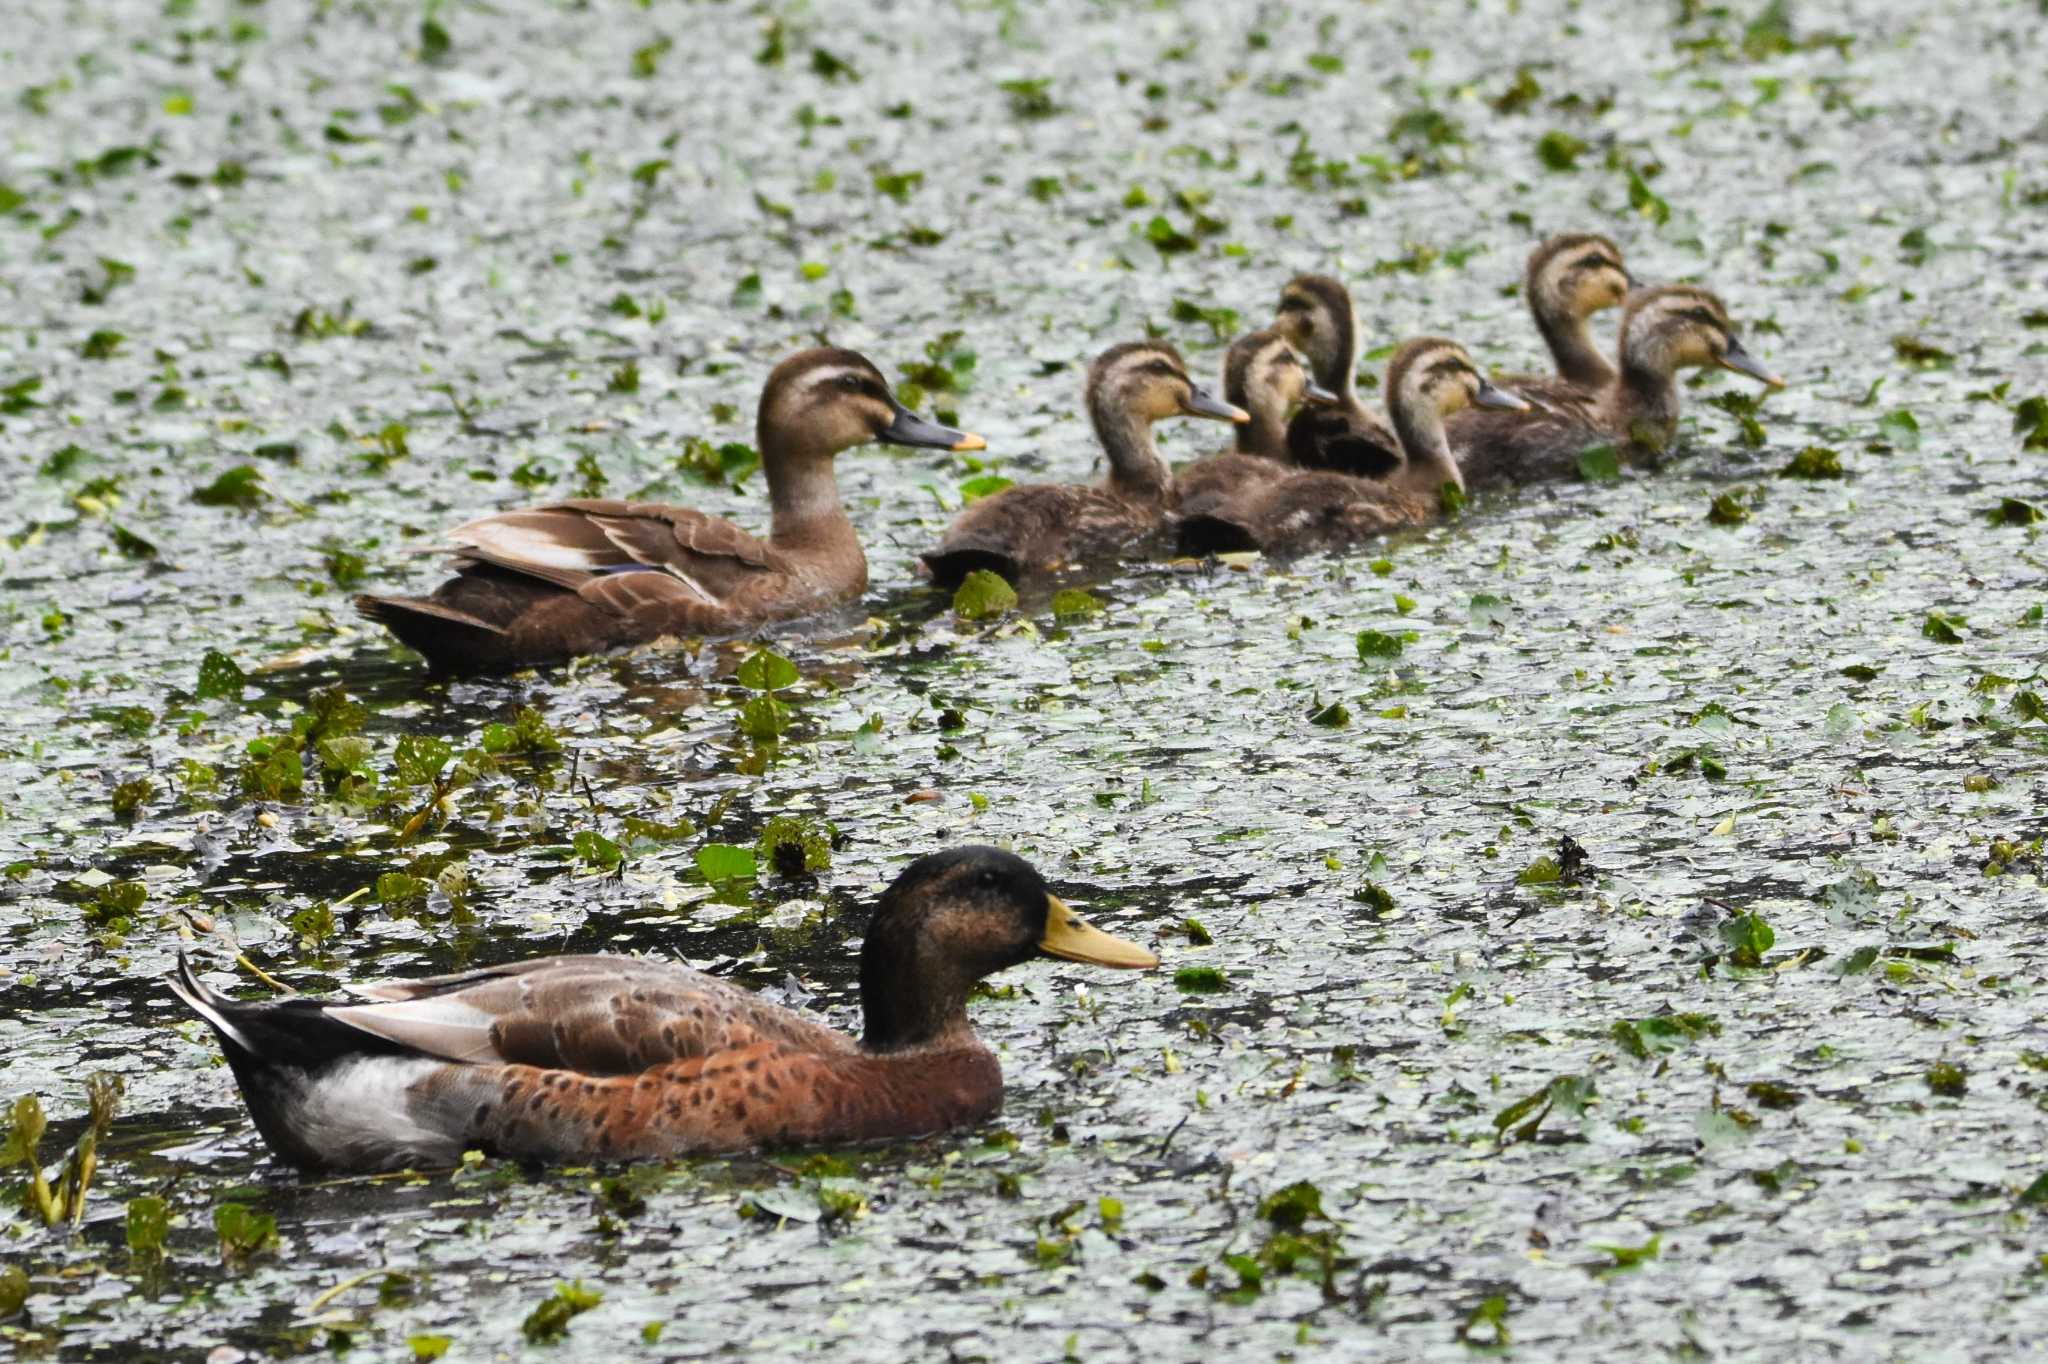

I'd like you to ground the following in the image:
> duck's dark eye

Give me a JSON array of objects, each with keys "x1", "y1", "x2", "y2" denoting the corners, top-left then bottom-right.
[
  {"x1": 1278, "y1": 297, "x2": 1310, "y2": 314},
  {"x1": 837, "y1": 373, "x2": 869, "y2": 393},
  {"x1": 975, "y1": 868, "x2": 1002, "y2": 891},
  {"x1": 1572, "y1": 253, "x2": 1609, "y2": 272}
]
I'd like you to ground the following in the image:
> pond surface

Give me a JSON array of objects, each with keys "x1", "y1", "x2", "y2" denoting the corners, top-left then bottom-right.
[{"x1": 3, "y1": 0, "x2": 2046, "y2": 1358}]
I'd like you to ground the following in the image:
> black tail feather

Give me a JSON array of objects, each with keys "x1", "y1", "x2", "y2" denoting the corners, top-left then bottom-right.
[
  {"x1": 920, "y1": 546, "x2": 1023, "y2": 590},
  {"x1": 355, "y1": 594, "x2": 515, "y2": 672}
]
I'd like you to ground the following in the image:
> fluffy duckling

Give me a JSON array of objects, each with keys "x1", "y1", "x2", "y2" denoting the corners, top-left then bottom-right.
[
  {"x1": 358, "y1": 348, "x2": 982, "y2": 672},
  {"x1": 1449, "y1": 284, "x2": 1785, "y2": 487},
  {"x1": 1171, "y1": 328, "x2": 1338, "y2": 516},
  {"x1": 1511, "y1": 232, "x2": 1636, "y2": 392},
  {"x1": 1270, "y1": 274, "x2": 1403, "y2": 477},
  {"x1": 168, "y1": 846, "x2": 1159, "y2": 1171},
  {"x1": 1180, "y1": 338, "x2": 1527, "y2": 555},
  {"x1": 920, "y1": 341, "x2": 1247, "y2": 587}
]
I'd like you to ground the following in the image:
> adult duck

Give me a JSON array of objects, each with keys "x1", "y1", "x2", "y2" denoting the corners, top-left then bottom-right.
[
  {"x1": 920, "y1": 341, "x2": 1246, "y2": 587},
  {"x1": 168, "y1": 846, "x2": 1158, "y2": 1171},
  {"x1": 357, "y1": 348, "x2": 982, "y2": 671}
]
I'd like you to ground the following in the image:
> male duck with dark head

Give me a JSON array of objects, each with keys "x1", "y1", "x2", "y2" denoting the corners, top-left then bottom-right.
[
  {"x1": 1270, "y1": 274, "x2": 1403, "y2": 477},
  {"x1": 920, "y1": 340, "x2": 1247, "y2": 587},
  {"x1": 1449, "y1": 284, "x2": 1784, "y2": 487},
  {"x1": 168, "y1": 846, "x2": 1158, "y2": 1171},
  {"x1": 1171, "y1": 328, "x2": 1339, "y2": 517},
  {"x1": 1510, "y1": 232, "x2": 1636, "y2": 393},
  {"x1": 357, "y1": 348, "x2": 982, "y2": 672},
  {"x1": 1179, "y1": 338, "x2": 1526, "y2": 556}
]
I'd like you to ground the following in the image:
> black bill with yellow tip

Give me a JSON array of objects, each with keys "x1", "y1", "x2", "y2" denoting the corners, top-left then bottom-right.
[
  {"x1": 880, "y1": 398, "x2": 987, "y2": 451},
  {"x1": 1181, "y1": 385, "x2": 1252, "y2": 424},
  {"x1": 1039, "y1": 895, "x2": 1159, "y2": 969},
  {"x1": 1473, "y1": 378, "x2": 1532, "y2": 412},
  {"x1": 1717, "y1": 336, "x2": 1786, "y2": 389}
]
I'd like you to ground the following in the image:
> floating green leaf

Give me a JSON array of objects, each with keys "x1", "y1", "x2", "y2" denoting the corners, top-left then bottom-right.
[
  {"x1": 1780, "y1": 445, "x2": 1845, "y2": 479},
  {"x1": 952, "y1": 569, "x2": 1017, "y2": 621},
  {"x1": 695, "y1": 843, "x2": 757, "y2": 883},
  {"x1": 1576, "y1": 444, "x2": 1622, "y2": 482},
  {"x1": 192, "y1": 465, "x2": 266, "y2": 509},
  {"x1": 1921, "y1": 611, "x2": 1965, "y2": 644},
  {"x1": 1719, "y1": 911, "x2": 1775, "y2": 967},
  {"x1": 521, "y1": 1281, "x2": 602, "y2": 1344},
  {"x1": 214, "y1": 1201, "x2": 279, "y2": 1260},
  {"x1": 737, "y1": 648, "x2": 799, "y2": 692},
  {"x1": 1355, "y1": 629, "x2": 1403, "y2": 660}
]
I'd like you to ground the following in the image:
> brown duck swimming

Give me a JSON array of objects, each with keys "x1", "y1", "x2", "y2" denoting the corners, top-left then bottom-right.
[
  {"x1": 167, "y1": 846, "x2": 1159, "y2": 1171},
  {"x1": 920, "y1": 341, "x2": 1247, "y2": 587},
  {"x1": 1270, "y1": 274, "x2": 1403, "y2": 478},
  {"x1": 1504, "y1": 232, "x2": 1636, "y2": 394},
  {"x1": 1171, "y1": 328, "x2": 1338, "y2": 518},
  {"x1": 1449, "y1": 284, "x2": 1784, "y2": 487},
  {"x1": 357, "y1": 348, "x2": 982, "y2": 672},
  {"x1": 1179, "y1": 338, "x2": 1527, "y2": 555}
]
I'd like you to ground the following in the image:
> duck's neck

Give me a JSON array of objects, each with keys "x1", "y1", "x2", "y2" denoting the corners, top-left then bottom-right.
[
  {"x1": 760, "y1": 429, "x2": 862, "y2": 564},
  {"x1": 1314, "y1": 311, "x2": 1360, "y2": 402},
  {"x1": 1231, "y1": 384, "x2": 1289, "y2": 461},
  {"x1": 1536, "y1": 304, "x2": 1617, "y2": 389},
  {"x1": 1389, "y1": 392, "x2": 1465, "y2": 499},
  {"x1": 1089, "y1": 400, "x2": 1170, "y2": 502},
  {"x1": 1615, "y1": 339, "x2": 1683, "y2": 444},
  {"x1": 859, "y1": 938, "x2": 983, "y2": 1053}
]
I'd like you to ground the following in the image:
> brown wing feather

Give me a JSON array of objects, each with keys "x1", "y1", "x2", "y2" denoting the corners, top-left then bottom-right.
[
  {"x1": 449, "y1": 501, "x2": 782, "y2": 597},
  {"x1": 331, "y1": 955, "x2": 853, "y2": 1073}
]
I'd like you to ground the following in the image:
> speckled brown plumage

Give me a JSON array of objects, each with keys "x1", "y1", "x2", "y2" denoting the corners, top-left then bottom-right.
[
  {"x1": 1449, "y1": 284, "x2": 1784, "y2": 487},
  {"x1": 357, "y1": 349, "x2": 981, "y2": 672},
  {"x1": 168, "y1": 847, "x2": 1158, "y2": 1171},
  {"x1": 921, "y1": 341, "x2": 1246, "y2": 587}
]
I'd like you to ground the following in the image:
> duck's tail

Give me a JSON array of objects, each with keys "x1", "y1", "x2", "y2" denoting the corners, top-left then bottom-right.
[
  {"x1": 354, "y1": 594, "x2": 511, "y2": 672},
  {"x1": 169, "y1": 954, "x2": 437, "y2": 1169},
  {"x1": 1175, "y1": 513, "x2": 1262, "y2": 557},
  {"x1": 919, "y1": 544, "x2": 1023, "y2": 591}
]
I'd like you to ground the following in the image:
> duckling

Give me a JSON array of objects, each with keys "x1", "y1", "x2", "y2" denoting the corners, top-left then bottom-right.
[
  {"x1": 1171, "y1": 328, "x2": 1339, "y2": 516},
  {"x1": 1448, "y1": 284, "x2": 1785, "y2": 487},
  {"x1": 920, "y1": 341, "x2": 1247, "y2": 587},
  {"x1": 357, "y1": 348, "x2": 982, "y2": 672},
  {"x1": 1270, "y1": 274, "x2": 1403, "y2": 478},
  {"x1": 1179, "y1": 338, "x2": 1528, "y2": 555},
  {"x1": 167, "y1": 846, "x2": 1159, "y2": 1171},
  {"x1": 1508, "y1": 232, "x2": 1636, "y2": 392}
]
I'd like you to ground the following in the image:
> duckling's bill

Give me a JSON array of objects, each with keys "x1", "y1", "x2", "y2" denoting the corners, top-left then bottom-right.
[
  {"x1": 1716, "y1": 337, "x2": 1786, "y2": 389},
  {"x1": 1473, "y1": 378, "x2": 1532, "y2": 412},
  {"x1": 1303, "y1": 380, "x2": 1343, "y2": 406},
  {"x1": 881, "y1": 401, "x2": 987, "y2": 451},
  {"x1": 1039, "y1": 895, "x2": 1159, "y2": 968},
  {"x1": 1182, "y1": 387, "x2": 1253, "y2": 424}
]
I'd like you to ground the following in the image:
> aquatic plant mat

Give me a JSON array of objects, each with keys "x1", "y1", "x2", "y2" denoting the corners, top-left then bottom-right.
[{"x1": 4, "y1": 0, "x2": 2045, "y2": 1357}]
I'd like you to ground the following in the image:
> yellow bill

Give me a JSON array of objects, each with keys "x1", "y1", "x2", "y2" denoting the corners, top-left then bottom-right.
[{"x1": 1039, "y1": 894, "x2": 1159, "y2": 969}]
